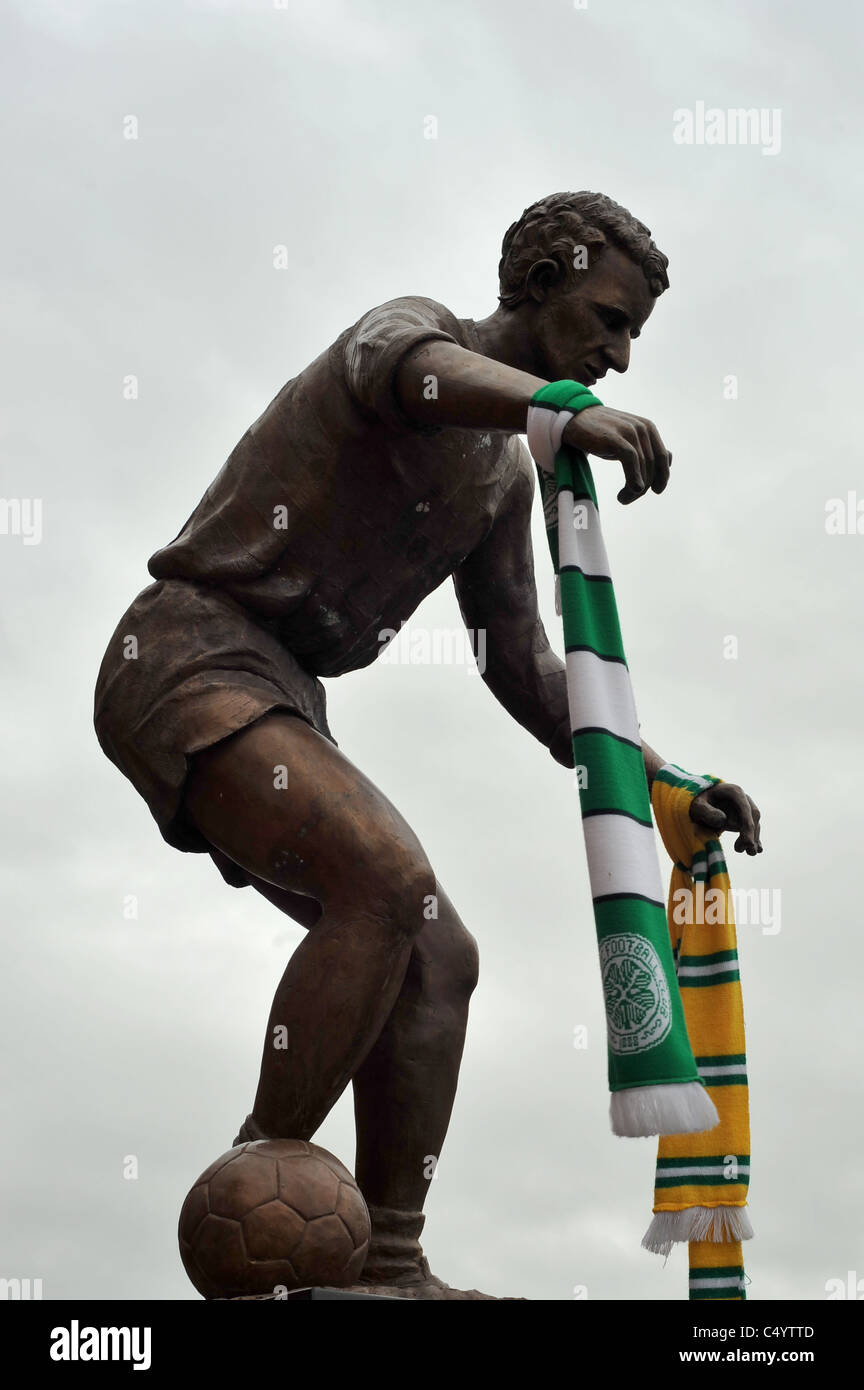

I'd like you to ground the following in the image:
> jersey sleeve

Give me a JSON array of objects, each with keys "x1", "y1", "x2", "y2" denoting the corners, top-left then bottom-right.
[{"x1": 342, "y1": 296, "x2": 460, "y2": 435}]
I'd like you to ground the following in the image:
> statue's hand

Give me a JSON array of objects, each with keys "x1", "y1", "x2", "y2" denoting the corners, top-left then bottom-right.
[
  {"x1": 549, "y1": 717, "x2": 575, "y2": 768},
  {"x1": 562, "y1": 406, "x2": 671, "y2": 504},
  {"x1": 690, "y1": 783, "x2": 762, "y2": 855}
]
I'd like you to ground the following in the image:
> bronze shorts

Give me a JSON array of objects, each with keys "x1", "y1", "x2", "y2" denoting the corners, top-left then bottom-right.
[{"x1": 93, "y1": 580, "x2": 336, "y2": 880}]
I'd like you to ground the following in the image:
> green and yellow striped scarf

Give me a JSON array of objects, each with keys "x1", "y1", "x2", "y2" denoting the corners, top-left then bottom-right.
[
  {"x1": 527, "y1": 381, "x2": 752, "y2": 1298},
  {"x1": 648, "y1": 766, "x2": 752, "y2": 1299}
]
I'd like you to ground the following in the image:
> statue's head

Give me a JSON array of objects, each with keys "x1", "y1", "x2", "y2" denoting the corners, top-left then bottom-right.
[{"x1": 497, "y1": 191, "x2": 669, "y2": 386}]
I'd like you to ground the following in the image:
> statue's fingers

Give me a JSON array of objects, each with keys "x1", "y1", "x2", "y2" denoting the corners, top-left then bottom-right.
[
  {"x1": 748, "y1": 796, "x2": 763, "y2": 852},
  {"x1": 719, "y1": 787, "x2": 758, "y2": 853}
]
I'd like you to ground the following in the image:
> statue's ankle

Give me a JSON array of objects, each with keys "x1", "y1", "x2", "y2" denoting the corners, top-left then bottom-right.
[
  {"x1": 232, "y1": 1113, "x2": 270, "y2": 1146},
  {"x1": 361, "y1": 1204, "x2": 429, "y2": 1284}
]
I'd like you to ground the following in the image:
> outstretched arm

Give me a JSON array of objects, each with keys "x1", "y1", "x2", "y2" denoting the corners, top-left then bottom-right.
[{"x1": 396, "y1": 339, "x2": 671, "y2": 503}]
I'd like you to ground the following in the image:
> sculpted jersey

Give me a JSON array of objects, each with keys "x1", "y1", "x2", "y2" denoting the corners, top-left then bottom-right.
[{"x1": 148, "y1": 297, "x2": 526, "y2": 677}]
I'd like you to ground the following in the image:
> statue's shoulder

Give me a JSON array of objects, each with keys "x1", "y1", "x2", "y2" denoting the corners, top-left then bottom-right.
[{"x1": 340, "y1": 294, "x2": 463, "y2": 344}]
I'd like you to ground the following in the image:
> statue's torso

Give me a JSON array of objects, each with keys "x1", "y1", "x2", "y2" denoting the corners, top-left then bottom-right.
[{"x1": 148, "y1": 298, "x2": 528, "y2": 676}]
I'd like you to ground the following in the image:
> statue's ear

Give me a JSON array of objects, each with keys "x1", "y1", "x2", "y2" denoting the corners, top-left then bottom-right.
[{"x1": 523, "y1": 258, "x2": 563, "y2": 303}]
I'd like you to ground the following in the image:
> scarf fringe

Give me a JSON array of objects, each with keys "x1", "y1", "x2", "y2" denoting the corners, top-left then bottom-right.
[
  {"x1": 641, "y1": 1205, "x2": 754, "y2": 1257},
  {"x1": 610, "y1": 1082, "x2": 719, "y2": 1139}
]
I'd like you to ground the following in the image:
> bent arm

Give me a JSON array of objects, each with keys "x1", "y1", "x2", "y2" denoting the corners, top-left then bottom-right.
[
  {"x1": 454, "y1": 449, "x2": 667, "y2": 784},
  {"x1": 453, "y1": 454, "x2": 569, "y2": 752},
  {"x1": 396, "y1": 339, "x2": 548, "y2": 432},
  {"x1": 641, "y1": 739, "x2": 665, "y2": 792}
]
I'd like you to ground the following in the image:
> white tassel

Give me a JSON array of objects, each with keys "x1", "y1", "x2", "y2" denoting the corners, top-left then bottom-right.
[
  {"x1": 610, "y1": 1082, "x2": 719, "y2": 1138},
  {"x1": 641, "y1": 1205, "x2": 754, "y2": 1257}
]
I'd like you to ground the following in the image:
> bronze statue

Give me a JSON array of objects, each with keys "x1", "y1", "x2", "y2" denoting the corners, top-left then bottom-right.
[{"x1": 94, "y1": 191, "x2": 762, "y2": 1300}]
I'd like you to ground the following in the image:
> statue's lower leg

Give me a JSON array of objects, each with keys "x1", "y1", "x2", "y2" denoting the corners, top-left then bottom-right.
[
  {"x1": 347, "y1": 890, "x2": 491, "y2": 1297},
  {"x1": 235, "y1": 890, "x2": 516, "y2": 1297}
]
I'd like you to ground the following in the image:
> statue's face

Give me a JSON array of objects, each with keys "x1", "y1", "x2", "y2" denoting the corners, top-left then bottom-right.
[{"x1": 535, "y1": 246, "x2": 658, "y2": 387}]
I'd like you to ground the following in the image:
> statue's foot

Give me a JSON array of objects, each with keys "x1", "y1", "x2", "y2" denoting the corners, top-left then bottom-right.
[
  {"x1": 346, "y1": 1204, "x2": 525, "y2": 1301},
  {"x1": 232, "y1": 1114, "x2": 268, "y2": 1146},
  {"x1": 228, "y1": 1127, "x2": 525, "y2": 1300},
  {"x1": 343, "y1": 1254, "x2": 523, "y2": 1300}
]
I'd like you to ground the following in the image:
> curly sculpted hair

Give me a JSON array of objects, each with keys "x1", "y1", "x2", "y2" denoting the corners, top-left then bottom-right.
[{"x1": 498, "y1": 191, "x2": 669, "y2": 309}]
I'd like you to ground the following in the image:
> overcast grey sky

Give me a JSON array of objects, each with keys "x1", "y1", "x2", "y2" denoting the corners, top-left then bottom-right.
[{"x1": 2, "y1": 0, "x2": 862, "y2": 1301}]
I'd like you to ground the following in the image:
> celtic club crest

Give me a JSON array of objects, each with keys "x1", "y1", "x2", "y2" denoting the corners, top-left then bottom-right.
[{"x1": 599, "y1": 933, "x2": 672, "y2": 1054}]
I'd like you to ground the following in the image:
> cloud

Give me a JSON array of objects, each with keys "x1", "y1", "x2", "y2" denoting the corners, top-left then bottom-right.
[{"x1": 1, "y1": 0, "x2": 859, "y2": 1301}]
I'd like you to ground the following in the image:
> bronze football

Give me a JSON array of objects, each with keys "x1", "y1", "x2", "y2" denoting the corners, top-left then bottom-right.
[{"x1": 178, "y1": 1139, "x2": 371, "y2": 1298}]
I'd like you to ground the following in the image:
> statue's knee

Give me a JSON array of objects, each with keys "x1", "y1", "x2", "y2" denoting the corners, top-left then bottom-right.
[
  {"x1": 418, "y1": 896, "x2": 480, "y2": 998},
  {"x1": 430, "y1": 920, "x2": 479, "y2": 999},
  {"x1": 361, "y1": 848, "x2": 437, "y2": 941},
  {"x1": 455, "y1": 928, "x2": 480, "y2": 998}
]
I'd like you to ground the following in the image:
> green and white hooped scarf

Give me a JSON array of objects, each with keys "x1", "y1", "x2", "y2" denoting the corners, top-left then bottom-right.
[{"x1": 527, "y1": 380, "x2": 719, "y2": 1138}]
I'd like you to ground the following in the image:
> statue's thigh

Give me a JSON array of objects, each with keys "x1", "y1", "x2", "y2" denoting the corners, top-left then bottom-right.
[{"x1": 183, "y1": 710, "x2": 434, "y2": 912}]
